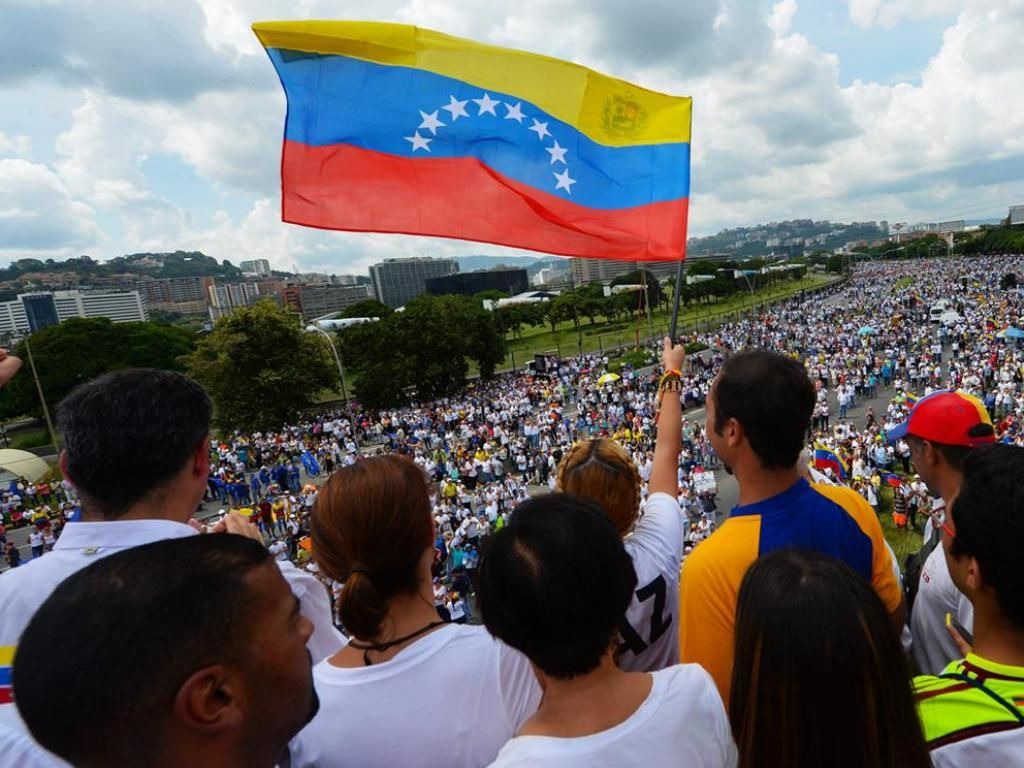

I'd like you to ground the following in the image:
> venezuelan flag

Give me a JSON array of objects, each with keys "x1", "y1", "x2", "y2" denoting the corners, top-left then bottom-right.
[
  {"x1": 903, "y1": 392, "x2": 919, "y2": 408},
  {"x1": 253, "y1": 21, "x2": 692, "y2": 261},
  {"x1": 813, "y1": 444, "x2": 848, "y2": 480}
]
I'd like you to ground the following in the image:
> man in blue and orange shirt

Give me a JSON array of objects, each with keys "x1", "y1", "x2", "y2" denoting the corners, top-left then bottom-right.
[{"x1": 679, "y1": 350, "x2": 904, "y2": 707}]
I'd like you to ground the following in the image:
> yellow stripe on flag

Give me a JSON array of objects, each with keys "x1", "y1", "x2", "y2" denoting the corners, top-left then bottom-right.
[
  {"x1": 0, "y1": 646, "x2": 15, "y2": 666},
  {"x1": 252, "y1": 20, "x2": 691, "y2": 147}
]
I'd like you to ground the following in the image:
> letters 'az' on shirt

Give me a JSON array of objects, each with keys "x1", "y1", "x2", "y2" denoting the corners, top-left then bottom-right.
[{"x1": 678, "y1": 478, "x2": 902, "y2": 706}]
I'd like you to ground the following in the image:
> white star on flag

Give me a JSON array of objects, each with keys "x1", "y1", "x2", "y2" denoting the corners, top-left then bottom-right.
[
  {"x1": 504, "y1": 102, "x2": 526, "y2": 123},
  {"x1": 553, "y1": 168, "x2": 576, "y2": 194},
  {"x1": 528, "y1": 119, "x2": 551, "y2": 140},
  {"x1": 546, "y1": 140, "x2": 568, "y2": 165},
  {"x1": 418, "y1": 110, "x2": 445, "y2": 135},
  {"x1": 404, "y1": 132, "x2": 432, "y2": 152},
  {"x1": 473, "y1": 93, "x2": 500, "y2": 116},
  {"x1": 442, "y1": 95, "x2": 469, "y2": 120}
]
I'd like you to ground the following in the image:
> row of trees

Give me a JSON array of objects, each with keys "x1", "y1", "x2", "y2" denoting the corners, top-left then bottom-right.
[{"x1": 0, "y1": 258, "x2": 814, "y2": 428}]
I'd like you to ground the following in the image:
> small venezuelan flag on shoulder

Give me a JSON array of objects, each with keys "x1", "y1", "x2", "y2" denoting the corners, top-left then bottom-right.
[
  {"x1": 0, "y1": 645, "x2": 14, "y2": 704},
  {"x1": 813, "y1": 443, "x2": 848, "y2": 480},
  {"x1": 253, "y1": 21, "x2": 692, "y2": 261}
]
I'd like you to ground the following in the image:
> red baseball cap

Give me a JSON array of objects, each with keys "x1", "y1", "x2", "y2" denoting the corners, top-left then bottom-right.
[{"x1": 888, "y1": 390, "x2": 996, "y2": 447}]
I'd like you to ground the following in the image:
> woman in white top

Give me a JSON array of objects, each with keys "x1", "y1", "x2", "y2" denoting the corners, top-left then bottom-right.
[
  {"x1": 556, "y1": 338, "x2": 687, "y2": 672},
  {"x1": 288, "y1": 455, "x2": 540, "y2": 768},
  {"x1": 480, "y1": 493, "x2": 736, "y2": 768}
]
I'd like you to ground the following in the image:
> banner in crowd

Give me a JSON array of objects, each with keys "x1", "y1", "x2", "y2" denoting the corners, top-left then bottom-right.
[{"x1": 253, "y1": 21, "x2": 692, "y2": 261}]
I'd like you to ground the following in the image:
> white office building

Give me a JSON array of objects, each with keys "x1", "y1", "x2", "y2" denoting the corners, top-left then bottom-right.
[{"x1": 0, "y1": 290, "x2": 147, "y2": 337}]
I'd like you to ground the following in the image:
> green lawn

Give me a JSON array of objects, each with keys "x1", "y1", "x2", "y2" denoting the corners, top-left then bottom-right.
[
  {"x1": 495, "y1": 274, "x2": 839, "y2": 371},
  {"x1": 8, "y1": 427, "x2": 51, "y2": 450},
  {"x1": 878, "y1": 485, "x2": 926, "y2": 566}
]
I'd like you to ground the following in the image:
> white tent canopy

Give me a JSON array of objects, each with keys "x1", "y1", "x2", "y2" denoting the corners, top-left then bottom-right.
[{"x1": 0, "y1": 449, "x2": 52, "y2": 484}]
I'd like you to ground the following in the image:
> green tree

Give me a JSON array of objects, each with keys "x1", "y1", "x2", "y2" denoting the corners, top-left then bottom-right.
[
  {"x1": 185, "y1": 301, "x2": 336, "y2": 432},
  {"x1": 0, "y1": 318, "x2": 196, "y2": 420},
  {"x1": 495, "y1": 305, "x2": 525, "y2": 338},
  {"x1": 610, "y1": 270, "x2": 664, "y2": 312},
  {"x1": 341, "y1": 294, "x2": 506, "y2": 408},
  {"x1": 343, "y1": 299, "x2": 392, "y2": 318},
  {"x1": 473, "y1": 289, "x2": 508, "y2": 303}
]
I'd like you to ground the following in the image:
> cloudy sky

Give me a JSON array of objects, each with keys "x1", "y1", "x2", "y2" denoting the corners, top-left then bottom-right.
[{"x1": 1, "y1": 0, "x2": 1022, "y2": 275}]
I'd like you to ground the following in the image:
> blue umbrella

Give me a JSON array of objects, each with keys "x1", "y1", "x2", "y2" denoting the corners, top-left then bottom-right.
[
  {"x1": 997, "y1": 327, "x2": 1024, "y2": 339},
  {"x1": 858, "y1": 325, "x2": 876, "y2": 335}
]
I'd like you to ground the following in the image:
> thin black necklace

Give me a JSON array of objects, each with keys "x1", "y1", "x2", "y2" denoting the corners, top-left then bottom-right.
[{"x1": 348, "y1": 620, "x2": 447, "y2": 666}]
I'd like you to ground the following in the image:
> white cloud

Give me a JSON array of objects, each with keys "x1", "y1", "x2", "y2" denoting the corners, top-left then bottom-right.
[
  {"x1": 0, "y1": 133, "x2": 32, "y2": 159},
  {"x1": 2, "y1": 0, "x2": 1024, "y2": 268},
  {"x1": 847, "y1": 0, "x2": 964, "y2": 29},
  {"x1": 0, "y1": 0, "x2": 263, "y2": 101},
  {"x1": 769, "y1": 0, "x2": 798, "y2": 35},
  {"x1": 0, "y1": 159, "x2": 98, "y2": 255}
]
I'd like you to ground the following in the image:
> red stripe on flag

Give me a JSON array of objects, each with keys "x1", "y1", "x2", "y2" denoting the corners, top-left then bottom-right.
[
  {"x1": 0, "y1": 686, "x2": 12, "y2": 704},
  {"x1": 280, "y1": 140, "x2": 689, "y2": 261}
]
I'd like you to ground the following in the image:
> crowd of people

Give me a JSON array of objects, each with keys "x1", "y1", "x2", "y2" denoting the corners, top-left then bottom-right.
[{"x1": 2, "y1": 254, "x2": 1024, "y2": 767}]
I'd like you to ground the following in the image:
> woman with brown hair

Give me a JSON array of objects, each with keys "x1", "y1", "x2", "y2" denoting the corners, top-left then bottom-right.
[
  {"x1": 730, "y1": 549, "x2": 932, "y2": 768},
  {"x1": 557, "y1": 337, "x2": 688, "y2": 673},
  {"x1": 287, "y1": 455, "x2": 540, "y2": 768}
]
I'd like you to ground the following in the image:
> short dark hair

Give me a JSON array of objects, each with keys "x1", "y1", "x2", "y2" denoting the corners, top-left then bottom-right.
[
  {"x1": 713, "y1": 350, "x2": 815, "y2": 469},
  {"x1": 478, "y1": 493, "x2": 636, "y2": 679},
  {"x1": 57, "y1": 369, "x2": 212, "y2": 518},
  {"x1": 13, "y1": 535, "x2": 271, "y2": 766},
  {"x1": 950, "y1": 443, "x2": 1024, "y2": 628},
  {"x1": 730, "y1": 549, "x2": 931, "y2": 768}
]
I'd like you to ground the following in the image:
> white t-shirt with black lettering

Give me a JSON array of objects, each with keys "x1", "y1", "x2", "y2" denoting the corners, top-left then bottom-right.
[
  {"x1": 487, "y1": 664, "x2": 737, "y2": 767},
  {"x1": 618, "y1": 492, "x2": 685, "y2": 672}
]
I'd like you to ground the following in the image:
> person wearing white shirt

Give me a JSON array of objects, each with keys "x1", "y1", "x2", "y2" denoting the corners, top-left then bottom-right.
[
  {"x1": 480, "y1": 493, "x2": 735, "y2": 768},
  {"x1": 288, "y1": 455, "x2": 539, "y2": 768},
  {"x1": 0, "y1": 370, "x2": 343, "y2": 768},
  {"x1": 556, "y1": 338, "x2": 686, "y2": 672},
  {"x1": 13, "y1": 535, "x2": 318, "y2": 768}
]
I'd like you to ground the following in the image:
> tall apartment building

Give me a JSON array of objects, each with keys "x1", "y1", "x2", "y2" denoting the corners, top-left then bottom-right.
[
  {"x1": 239, "y1": 259, "x2": 272, "y2": 277},
  {"x1": 569, "y1": 257, "x2": 640, "y2": 285},
  {"x1": 1008, "y1": 205, "x2": 1024, "y2": 226},
  {"x1": 207, "y1": 281, "x2": 279, "y2": 320},
  {"x1": 136, "y1": 276, "x2": 214, "y2": 315},
  {"x1": 0, "y1": 290, "x2": 146, "y2": 337},
  {"x1": 369, "y1": 257, "x2": 458, "y2": 308},
  {"x1": 280, "y1": 284, "x2": 371, "y2": 320}
]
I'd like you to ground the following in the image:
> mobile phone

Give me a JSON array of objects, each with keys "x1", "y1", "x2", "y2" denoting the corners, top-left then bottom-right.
[{"x1": 946, "y1": 612, "x2": 974, "y2": 647}]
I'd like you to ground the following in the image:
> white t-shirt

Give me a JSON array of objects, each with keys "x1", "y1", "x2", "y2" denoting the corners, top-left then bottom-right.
[
  {"x1": 487, "y1": 665, "x2": 736, "y2": 768},
  {"x1": 289, "y1": 624, "x2": 541, "y2": 768},
  {"x1": 0, "y1": 520, "x2": 344, "y2": 663},
  {"x1": 911, "y1": 546, "x2": 974, "y2": 676},
  {"x1": 930, "y1": 727, "x2": 1024, "y2": 768},
  {"x1": 0, "y1": 708, "x2": 67, "y2": 768},
  {"x1": 618, "y1": 492, "x2": 685, "y2": 672}
]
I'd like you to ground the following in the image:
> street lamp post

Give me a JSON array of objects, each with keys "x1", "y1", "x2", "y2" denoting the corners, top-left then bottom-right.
[
  {"x1": 24, "y1": 338, "x2": 59, "y2": 450},
  {"x1": 305, "y1": 325, "x2": 357, "y2": 448}
]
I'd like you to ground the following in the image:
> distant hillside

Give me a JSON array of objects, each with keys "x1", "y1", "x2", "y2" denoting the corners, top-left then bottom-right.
[
  {"x1": 0, "y1": 251, "x2": 242, "y2": 284},
  {"x1": 455, "y1": 255, "x2": 566, "y2": 276}
]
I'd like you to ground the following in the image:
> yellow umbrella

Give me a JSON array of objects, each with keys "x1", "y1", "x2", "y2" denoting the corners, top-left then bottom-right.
[{"x1": 597, "y1": 373, "x2": 621, "y2": 385}]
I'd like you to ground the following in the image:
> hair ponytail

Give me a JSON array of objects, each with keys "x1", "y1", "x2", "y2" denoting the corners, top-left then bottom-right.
[{"x1": 311, "y1": 455, "x2": 433, "y2": 640}]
